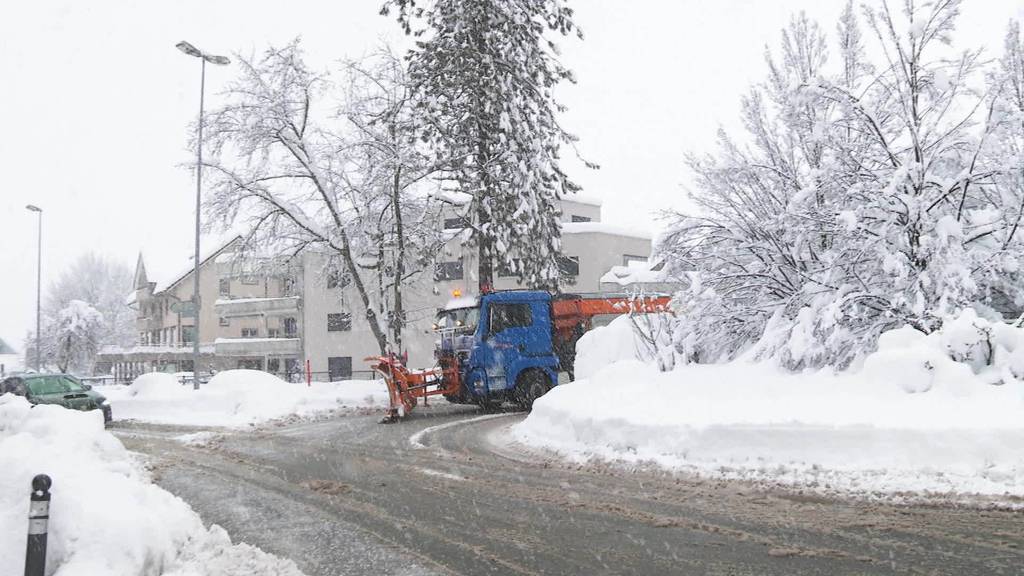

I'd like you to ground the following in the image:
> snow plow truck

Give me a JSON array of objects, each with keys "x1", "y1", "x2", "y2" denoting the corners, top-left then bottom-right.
[{"x1": 366, "y1": 290, "x2": 670, "y2": 422}]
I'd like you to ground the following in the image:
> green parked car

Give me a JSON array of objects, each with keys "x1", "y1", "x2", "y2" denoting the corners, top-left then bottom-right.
[{"x1": 1, "y1": 373, "x2": 112, "y2": 424}]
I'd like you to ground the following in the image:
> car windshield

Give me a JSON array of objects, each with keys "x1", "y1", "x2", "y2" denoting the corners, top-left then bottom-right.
[
  {"x1": 26, "y1": 375, "x2": 85, "y2": 395},
  {"x1": 435, "y1": 307, "x2": 479, "y2": 333}
]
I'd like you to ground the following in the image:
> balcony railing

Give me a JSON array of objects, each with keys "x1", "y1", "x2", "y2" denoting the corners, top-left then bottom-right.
[
  {"x1": 215, "y1": 296, "x2": 301, "y2": 318},
  {"x1": 213, "y1": 337, "x2": 301, "y2": 357}
]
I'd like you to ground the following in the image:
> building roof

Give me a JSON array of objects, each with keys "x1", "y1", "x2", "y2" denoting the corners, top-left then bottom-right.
[
  {"x1": 561, "y1": 221, "x2": 652, "y2": 240},
  {"x1": 560, "y1": 192, "x2": 603, "y2": 207},
  {"x1": 152, "y1": 236, "x2": 242, "y2": 295},
  {"x1": 600, "y1": 260, "x2": 669, "y2": 286}
]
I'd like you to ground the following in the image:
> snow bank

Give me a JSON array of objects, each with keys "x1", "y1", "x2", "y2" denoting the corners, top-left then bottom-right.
[
  {"x1": 515, "y1": 311, "x2": 1024, "y2": 499},
  {"x1": 102, "y1": 370, "x2": 388, "y2": 427},
  {"x1": 0, "y1": 394, "x2": 303, "y2": 576}
]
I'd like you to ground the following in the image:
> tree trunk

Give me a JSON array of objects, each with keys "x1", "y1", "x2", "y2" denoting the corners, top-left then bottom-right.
[
  {"x1": 391, "y1": 165, "x2": 406, "y2": 353},
  {"x1": 334, "y1": 231, "x2": 390, "y2": 356}
]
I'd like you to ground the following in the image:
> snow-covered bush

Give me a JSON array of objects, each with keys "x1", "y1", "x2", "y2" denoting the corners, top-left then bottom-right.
[{"x1": 660, "y1": 2, "x2": 1024, "y2": 368}]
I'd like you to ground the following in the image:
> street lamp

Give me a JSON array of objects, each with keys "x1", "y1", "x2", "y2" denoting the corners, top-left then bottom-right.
[
  {"x1": 25, "y1": 204, "x2": 42, "y2": 372},
  {"x1": 177, "y1": 40, "x2": 230, "y2": 390}
]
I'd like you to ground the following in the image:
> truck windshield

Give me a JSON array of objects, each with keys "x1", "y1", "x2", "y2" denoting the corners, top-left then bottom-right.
[{"x1": 435, "y1": 307, "x2": 479, "y2": 333}]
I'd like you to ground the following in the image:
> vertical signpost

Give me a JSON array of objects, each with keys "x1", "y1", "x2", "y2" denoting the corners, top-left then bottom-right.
[{"x1": 25, "y1": 474, "x2": 51, "y2": 576}]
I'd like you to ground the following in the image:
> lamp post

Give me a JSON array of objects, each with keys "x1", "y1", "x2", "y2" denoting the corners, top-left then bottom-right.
[
  {"x1": 176, "y1": 41, "x2": 230, "y2": 390},
  {"x1": 25, "y1": 205, "x2": 42, "y2": 372}
]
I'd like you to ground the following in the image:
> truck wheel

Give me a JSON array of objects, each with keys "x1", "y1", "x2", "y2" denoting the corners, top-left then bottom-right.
[{"x1": 515, "y1": 371, "x2": 550, "y2": 410}]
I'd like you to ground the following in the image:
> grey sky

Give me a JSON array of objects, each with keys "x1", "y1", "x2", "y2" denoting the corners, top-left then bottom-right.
[{"x1": 1, "y1": 0, "x2": 1021, "y2": 349}]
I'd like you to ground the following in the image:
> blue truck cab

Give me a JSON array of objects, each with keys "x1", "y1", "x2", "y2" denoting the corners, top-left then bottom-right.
[{"x1": 435, "y1": 290, "x2": 559, "y2": 408}]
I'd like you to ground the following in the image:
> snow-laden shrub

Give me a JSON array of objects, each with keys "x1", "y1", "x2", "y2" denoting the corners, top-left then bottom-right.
[
  {"x1": 659, "y1": 5, "x2": 1024, "y2": 369},
  {"x1": 855, "y1": 309, "x2": 1024, "y2": 392}
]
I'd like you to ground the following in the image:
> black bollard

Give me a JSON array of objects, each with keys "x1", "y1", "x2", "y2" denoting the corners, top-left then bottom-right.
[{"x1": 24, "y1": 474, "x2": 51, "y2": 576}]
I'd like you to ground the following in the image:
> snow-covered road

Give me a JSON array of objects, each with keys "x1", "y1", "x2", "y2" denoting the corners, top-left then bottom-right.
[{"x1": 115, "y1": 404, "x2": 1024, "y2": 576}]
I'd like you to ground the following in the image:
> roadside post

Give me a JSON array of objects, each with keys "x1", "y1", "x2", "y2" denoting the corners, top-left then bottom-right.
[
  {"x1": 25, "y1": 474, "x2": 51, "y2": 576},
  {"x1": 306, "y1": 359, "x2": 311, "y2": 387}
]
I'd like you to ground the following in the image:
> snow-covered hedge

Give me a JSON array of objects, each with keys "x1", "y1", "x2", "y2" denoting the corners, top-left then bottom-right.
[
  {"x1": 515, "y1": 314, "x2": 1024, "y2": 498},
  {"x1": 0, "y1": 394, "x2": 302, "y2": 575}
]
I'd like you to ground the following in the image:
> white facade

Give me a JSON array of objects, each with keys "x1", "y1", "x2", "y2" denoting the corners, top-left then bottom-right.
[{"x1": 99, "y1": 196, "x2": 655, "y2": 380}]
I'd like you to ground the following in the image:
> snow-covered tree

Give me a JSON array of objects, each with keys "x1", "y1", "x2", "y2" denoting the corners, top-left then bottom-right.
[
  {"x1": 49, "y1": 300, "x2": 104, "y2": 374},
  {"x1": 44, "y1": 252, "x2": 134, "y2": 348},
  {"x1": 22, "y1": 253, "x2": 133, "y2": 372},
  {"x1": 383, "y1": 0, "x2": 586, "y2": 291},
  {"x1": 340, "y1": 48, "x2": 448, "y2": 353},
  {"x1": 661, "y1": 0, "x2": 1021, "y2": 369},
  {"x1": 202, "y1": 41, "x2": 442, "y2": 355}
]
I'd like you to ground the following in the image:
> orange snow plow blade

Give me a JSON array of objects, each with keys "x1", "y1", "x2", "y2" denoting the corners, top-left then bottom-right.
[{"x1": 366, "y1": 355, "x2": 461, "y2": 423}]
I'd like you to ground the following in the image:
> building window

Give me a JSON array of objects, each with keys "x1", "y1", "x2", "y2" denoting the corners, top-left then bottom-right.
[
  {"x1": 489, "y1": 303, "x2": 533, "y2": 334},
  {"x1": 237, "y1": 359, "x2": 263, "y2": 370},
  {"x1": 267, "y1": 358, "x2": 281, "y2": 374},
  {"x1": 327, "y1": 313, "x2": 352, "y2": 332},
  {"x1": 623, "y1": 254, "x2": 647, "y2": 266},
  {"x1": 557, "y1": 255, "x2": 580, "y2": 277},
  {"x1": 181, "y1": 326, "x2": 196, "y2": 344},
  {"x1": 241, "y1": 327, "x2": 259, "y2": 338},
  {"x1": 283, "y1": 276, "x2": 296, "y2": 296},
  {"x1": 435, "y1": 259, "x2": 464, "y2": 281},
  {"x1": 268, "y1": 328, "x2": 280, "y2": 338},
  {"x1": 328, "y1": 356, "x2": 352, "y2": 381},
  {"x1": 283, "y1": 317, "x2": 298, "y2": 337},
  {"x1": 219, "y1": 278, "x2": 231, "y2": 296},
  {"x1": 327, "y1": 270, "x2": 351, "y2": 289},
  {"x1": 219, "y1": 317, "x2": 230, "y2": 327},
  {"x1": 571, "y1": 215, "x2": 591, "y2": 223},
  {"x1": 497, "y1": 259, "x2": 520, "y2": 278},
  {"x1": 285, "y1": 358, "x2": 300, "y2": 381},
  {"x1": 443, "y1": 216, "x2": 470, "y2": 230}
]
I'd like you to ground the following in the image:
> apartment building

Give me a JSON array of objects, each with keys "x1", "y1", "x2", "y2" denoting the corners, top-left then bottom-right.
[{"x1": 98, "y1": 195, "x2": 656, "y2": 381}]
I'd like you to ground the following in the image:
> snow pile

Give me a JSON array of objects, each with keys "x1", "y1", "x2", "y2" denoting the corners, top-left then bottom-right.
[
  {"x1": 0, "y1": 394, "x2": 303, "y2": 576},
  {"x1": 515, "y1": 312, "x2": 1024, "y2": 499},
  {"x1": 575, "y1": 314, "x2": 673, "y2": 380},
  {"x1": 102, "y1": 370, "x2": 388, "y2": 427},
  {"x1": 128, "y1": 372, "x2": 191, "y2": 399}
]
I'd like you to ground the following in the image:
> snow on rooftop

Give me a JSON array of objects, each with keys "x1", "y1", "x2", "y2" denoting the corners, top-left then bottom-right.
[
  {"x1": 560, "y1": 192, "x2": 603, "y2": 207},
  {"x1": 432, "y1": 190, "x2": 472, "y2": 206},
  {"x1": 561, "y1": 221, "x2": 651, "y2": 240},
  {"x1": 600, "y1": 261, "x2": 668, "y2": 286}
]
